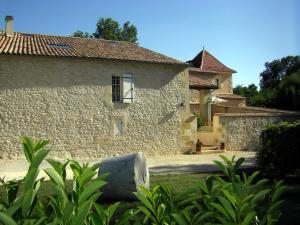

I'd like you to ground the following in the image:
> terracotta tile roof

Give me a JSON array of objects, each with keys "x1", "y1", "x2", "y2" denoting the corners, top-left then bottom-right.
[
  {"x1": 188, "y1": 50, "x2": 236, "y2": 73},
  {"x1": 189, "y1": 75, "x2": 218, "y2": 89},
  {"x1": 216, "y1": 94, "x2": 245, "y2": 99},
  {"x1": 0, "y1": 31, "x2": 187, "y2": 66}
]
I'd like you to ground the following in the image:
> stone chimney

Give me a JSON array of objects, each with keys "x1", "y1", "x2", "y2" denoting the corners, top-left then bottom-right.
[{"x1": 5, "y1": 16, "x2": 14, "y2": 37}]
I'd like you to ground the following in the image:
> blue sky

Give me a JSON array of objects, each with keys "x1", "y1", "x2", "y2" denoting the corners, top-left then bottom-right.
[{"x1": 1, "y1": 0, "x2": 299, "y2": 87}]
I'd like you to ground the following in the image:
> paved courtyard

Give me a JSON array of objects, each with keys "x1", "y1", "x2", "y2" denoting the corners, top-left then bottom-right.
[{"x1": 0, "y1": 151, "x2": 256, "y2": 180}]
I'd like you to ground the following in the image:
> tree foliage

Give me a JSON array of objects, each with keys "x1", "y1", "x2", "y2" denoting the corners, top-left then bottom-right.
[
  {"x1": 233, "y1": 84, "x2": 259, "y2": 105},
  {"x1": 72, "y1": 17, "x2": 138, "y2": 43},
  {"x1": 72, "y1": 30, "x2": 93, "y2": 38},
  {"x1": 94, "y1": 18, "x2": 138, "y2": 43},
  {"x1": 234, "y1": 56, "x2": 300, "y2": 111}
]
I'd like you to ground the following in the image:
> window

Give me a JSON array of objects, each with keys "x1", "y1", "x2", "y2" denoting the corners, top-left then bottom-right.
[
  {"x1": 47, "y1": 43, "x2": 71, "y2": 49},
  {"x1": 112, "y1": 76, "x2": 121, "y2": 102},
  {"x1": 113, "y1": 118, "x2": 124, "y2": 137},
  {"x1": 112, "y1": 75, "x2": 134, "y2": 103}
]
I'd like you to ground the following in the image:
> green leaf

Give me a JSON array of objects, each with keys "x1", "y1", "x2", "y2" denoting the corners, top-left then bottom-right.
[
  {"x1": 241, "y1": 212, "x2": 256, "y2": 225},
  {"x1": 213, "y1": 160, "x2": 229, "y2": 176},
  {"x1": 90, "y1": 163, "x2": 101, "y2": 171},
  {"x1": 107, "y1": 202, "x2": 120, "y2": 224},
  {"x1": 34, "y1": 217, "x2": 47, "y2": 225},
  {"x1": 137, "y1": 206, "x2": 153, "y2": 218},
  {"x1": 0, "y1": 212, "x2": 17, "y2": 225},
  {"x1": 115, "y1": 209, "x2": 140, "y2": 225},
  {"x1": 97, "y1": 173, "x2": 110, "y2": 181},
  {"x1": 47, "y1": 159, "x2": 63, "y2": 177},
  {"x1": 44, "y1": 168, "x2": 65, "y2": 189},
  {"x1": 233, "y1": 158, "x2": 245, "y2": 171},
  {"x1": 251, "y1": 189, "x2": 271, "y2": 204},
  {"x1": 217, "y1": 196, "x2": 236, "y2": 222},
  {"x1": 268, "y1": 200, "x2": 284, "y2": 215},
  {"x1": 79, "y1": 168, "x2": 96, "y2": 187},
  {"x1": 63, "y1": 201, "x2": 75, "y2": 224},
  {"x1": 24, "y1": 168, "x2": 39, "y2": 190},
  {"x1": 133, "y1": 192, "x2": 154, "y2": 213},
  {"x1": 193, "y1": 211, "x2": 214, "y2": 224},
  {"x1": 78, "y1": 179, "x2": 106, "y2": 205},
  {"x1": 94, "y1": 203, "x2": 106, "y2": 220},
  {"x1": 272, "y1": 185, "x2": 286, "y2": 202},
  {"x1": 219, "y1": 155, "x2": 232, "y2": 166},
  {"x1": 31, "y1": 148, "x2": 50, "y2": 169},
  {"x1": 74, "y1": 200, "x2": 93, "y2": 225},
  {"x1": 22, "y1": 189, "x2": 35, "y2": 217},
  {"x1": 22, "y1": 137, "x2": 34, "y2": 164},
  {"x1": 172, "y1": 213, "x2": 187, "y2": 225},
  {"x1": 210, "y1": 202, "x2": 228, "y2": 218},
  {"x1": 222, "y1": 190, "x2": 237, "y2": 208}
]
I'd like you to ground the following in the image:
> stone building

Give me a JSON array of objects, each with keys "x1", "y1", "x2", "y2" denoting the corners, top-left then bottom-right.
[
  {"x1": 188, "y1": 49, "x2": 246, "y2": 126},
  {"x1": 0, "y1": 16, "x2": 191, "y2": 159},
  {"x1": 186, "y1": 49, "x2": 299, "y2": 151},
  {"x1": 1, "y1": 16, "x2": 298, "y2": 158}
]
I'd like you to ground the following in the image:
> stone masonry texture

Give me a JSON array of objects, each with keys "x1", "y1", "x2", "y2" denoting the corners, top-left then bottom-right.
[
  {"x1": 218, "y1": 114, "x2": 300, "y2": 151},
  {"x1": 0, "y1": 55, "x2": 189, "y2": 159}
]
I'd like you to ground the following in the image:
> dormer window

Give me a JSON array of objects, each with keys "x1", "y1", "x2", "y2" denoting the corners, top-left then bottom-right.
[{"x1": 47, "y1": 43, "x2": 71, "y2": 49}]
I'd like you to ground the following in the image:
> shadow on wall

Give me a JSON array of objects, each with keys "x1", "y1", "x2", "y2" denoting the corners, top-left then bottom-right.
[
  {"x1": 158, "y1": 111, "x2": 176, "y2": 124},
  {"x1": 0, "y1": 55, "x2": 183, "y2": 90}
]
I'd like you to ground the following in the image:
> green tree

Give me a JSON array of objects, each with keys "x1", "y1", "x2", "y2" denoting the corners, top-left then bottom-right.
[
  {"x1": 233, "y1": 84, "x2": 259, "y2": 105},
  {"x1": 72, "y1": 30, "x2": 93, "y2": 38},
  {"x1": 278, "y1": 71, "x2": 300, "y2": 110},
  {"x1": 260, "y1": 56, "x2": 300, "y2": 91},
  {"x1": 120, "y1": 21, "x2": 138, "y2": 43},
  {"x1": 259, "y1": 56, "x2": 300, "y2": 110},
  {"x1": 93, "y1": 17, "x2": 138, "y2": 43}
]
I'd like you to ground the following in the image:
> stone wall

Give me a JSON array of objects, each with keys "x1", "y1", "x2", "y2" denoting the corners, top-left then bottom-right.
[
  {"x1": 0, "y1": 55, "x2": 189, "y2": 159},
  {"x1": 212, "y1": 105, "x2": 297, "y2": 115},
  {"x1": 216, "y1": 113, "x2": 300, "y2": 151}
]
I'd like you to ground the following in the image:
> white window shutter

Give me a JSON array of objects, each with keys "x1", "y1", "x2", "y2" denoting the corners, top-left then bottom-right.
[{"x1": 123, "y1": 75, "x2": 134, "y2": 103}]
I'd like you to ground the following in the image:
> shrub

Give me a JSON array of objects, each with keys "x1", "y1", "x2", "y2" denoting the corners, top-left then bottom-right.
[
  {"x1": 193, "y1": 113, "x2": 202, "y2": 129},
  {"x1": 0, "y1": 137, "x2": 286, "y2": 225},
  {"x1": 132, "y1": 155, "x2": 285, "y2": 225},
  {"x1": 257, "y1": 120, "x2": 300, "y2": 176}
]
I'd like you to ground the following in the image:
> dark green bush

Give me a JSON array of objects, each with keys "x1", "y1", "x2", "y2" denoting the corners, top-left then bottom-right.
[
  {"x1": 193, "y1": 113, "x2": 202, "y2": 129},
  {"x1": 257, "y1": 120, "x2": 300, "y2": 176}
]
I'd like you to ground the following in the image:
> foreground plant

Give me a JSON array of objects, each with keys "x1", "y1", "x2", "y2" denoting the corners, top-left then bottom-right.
[
  {"x1": 0, "y1": 137, "x2": 127, "y2": 225},
  {"x1": 0, "y1": 137, "x2": 49, "y2": 224},
  {"x1": 0, "y1": 138, "x2": 286, "y2": 225},
  {"x1": 132, "y1": 155, "x2": 285, "y2": 225}
]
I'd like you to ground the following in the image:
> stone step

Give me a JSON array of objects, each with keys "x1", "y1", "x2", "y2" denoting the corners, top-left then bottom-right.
[
  {"x1": 201, "y1": 149, "x2": 225, "y2": 154},
  {"x1": 202, "y1": 145, "x2": 220, "y2": 150}
]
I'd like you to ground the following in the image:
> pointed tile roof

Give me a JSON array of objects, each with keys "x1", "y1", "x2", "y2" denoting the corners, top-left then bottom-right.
[{"x1": 188, "y1": 50, "x2": 236, "y2": 73}]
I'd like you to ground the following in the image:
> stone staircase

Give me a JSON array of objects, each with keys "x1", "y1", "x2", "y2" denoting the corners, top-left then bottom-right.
[
  {"x1": 201, "y1": 145, "x2": 225, "y2": 154},
  {"x1": 180, "y1": 115, "x2": 225, "y2": 155}
]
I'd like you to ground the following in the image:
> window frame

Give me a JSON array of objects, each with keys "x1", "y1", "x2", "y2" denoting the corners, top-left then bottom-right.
[
  {"x1": 111, "y1": 116, "x2": 126, "y2": 140},
  {"x1": 112, "y1": 75, "x2": 122, "y2": 103}
]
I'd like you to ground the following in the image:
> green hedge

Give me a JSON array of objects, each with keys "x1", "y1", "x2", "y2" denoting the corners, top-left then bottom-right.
[{"x1": 257, "y1": 120, "x2": 300, "y2": 176}]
